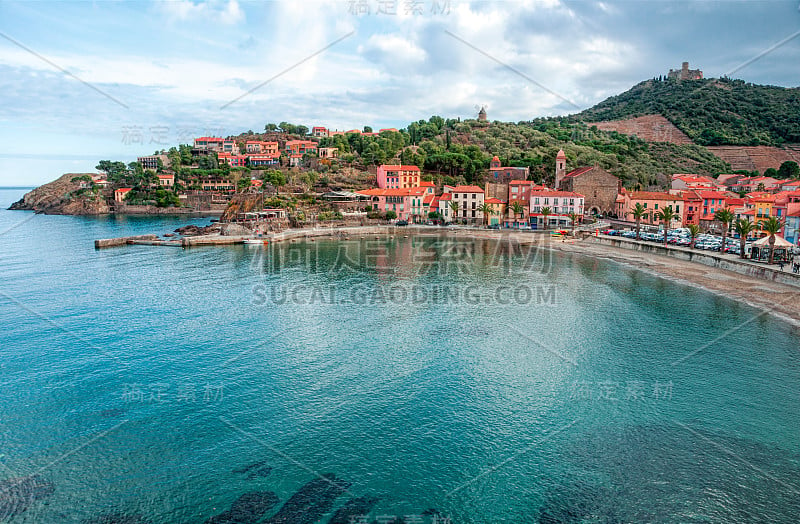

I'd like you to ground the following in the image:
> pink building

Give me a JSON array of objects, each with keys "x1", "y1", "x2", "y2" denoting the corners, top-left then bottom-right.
[
  {"x1": 529, "y1": 190, "x2": 585, "y2": 229},
  {"x1": 358, "y1": 187, "x2": 428, "y2": 221},
  {"x1": 311, "y1": 127, "x2": 328, "y2": 137},
  {"x1": 376, "y1": 164, "x2": 421, "y2": 189}
]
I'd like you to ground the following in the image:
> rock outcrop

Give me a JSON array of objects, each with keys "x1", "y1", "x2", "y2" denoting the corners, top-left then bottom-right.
[{"x1": 8, "y1": 174, "x2": 111, "y2": 215}]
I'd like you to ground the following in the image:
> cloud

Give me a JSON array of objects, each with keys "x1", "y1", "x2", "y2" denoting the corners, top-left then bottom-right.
[{"x1": 155, "y1": 0, "x2": 244, "y2": 25}]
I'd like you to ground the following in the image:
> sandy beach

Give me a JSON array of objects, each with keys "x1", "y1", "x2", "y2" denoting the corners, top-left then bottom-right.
[{"x1": 558, "y1": 238, "x2": 800, "y2": 327}]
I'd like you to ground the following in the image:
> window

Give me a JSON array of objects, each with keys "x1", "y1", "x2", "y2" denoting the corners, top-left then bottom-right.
[
  {"x1": 472, "y1": 194, "x2": 476, "y2": 199},
  {"x1": 675, "y1": 205, "x2": 680, "y2": 213},
  {"x1": 655, "y1": 204, "x2": 659, "y2": 210},
  {"x1": 472, "y1": 210, "x2": 476, "y2": 218}
]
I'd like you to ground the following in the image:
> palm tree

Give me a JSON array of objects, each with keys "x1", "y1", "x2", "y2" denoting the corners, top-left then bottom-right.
[
  {"x1": 479, "y1": 202, "x2": 493, "y2": 226},
  {"x1": 628, "y1": 203, "x2": 647, "y2": 240},
  {"x1": 567, "y1": 212, "x2": 580, "y2": 234},
  {"x1": 688, "y1": 223, "x2": 701, "y2": 249},
  {"x1": 449, "y1": 200, "x2": 459, "y2": 223},
  {"x1": 510, "y1": 201, "x2": 524, "y2": 227},
  {"x1": 734, "y1": 218, "x2": 756, "y2": 259},
  {"x1": 654, "y1": 206, "x2": 676, "y2": 247},
  {"x1": 714, "y1": 208, "x2": 735, "y2": 253},
  {"x1": 760, "y1": 216, "x2": 785, "y2": 264},
  {"x1": 540, "y1": 206, "x2": 552, "y2": 231}
]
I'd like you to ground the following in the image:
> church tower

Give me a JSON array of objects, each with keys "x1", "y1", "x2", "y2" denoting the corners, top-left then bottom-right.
[
  {"x1": 478, "y1": 107, "x2": 487, "y2": 121},
  {"x1": 555, "y1": 149, "x2": 566, "y2": 189}
]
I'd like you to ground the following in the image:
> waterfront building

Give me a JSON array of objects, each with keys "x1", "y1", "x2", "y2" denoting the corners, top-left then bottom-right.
[
  {"x1": 450, "y1": 185, "x2": 485, "y2": 224},
  {"x1": 558, "y1": 165, "x2": 620, "y2": 216},
  {"x1": 114, "y1": 188, "x2": 132, "y2": 203},
  {"x1": 529, "y1": 190, "x2": 585, "y2": 229}
]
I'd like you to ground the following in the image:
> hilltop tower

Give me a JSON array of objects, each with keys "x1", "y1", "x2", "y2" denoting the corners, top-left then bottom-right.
[
  {"x1": 490, "y1": 155, "x2": 501, "y2": 169},
  {"x1": 555, "y1": 149, "x2": 567, "y2": 189},
  {"x1": 478, "y1": 107, "x2": 487, "y2": 121}
]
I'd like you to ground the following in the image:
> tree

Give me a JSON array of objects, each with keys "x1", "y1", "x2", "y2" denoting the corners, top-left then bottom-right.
[
  {"x1": 265, "y1": 123, "x2": 278, "y2": 132},
  {"x1": 777, "y1": 161, "x2": 799, "y2": 179},
  {"x1": 654, "y1": 205, "x2": 676, "y2": 247},
  {"x1": 363, "y1": 126, "x2": 373, "y2": 133},
  {"x1": 449, "y1": 200, "x2": 460, "y2": 222},
  {"x1": 296, "y1": 125, "x2": 309, "y2": 136},
  {"x1": 628, "y1": 203, "x2": 647, "y2": 240},
  {"x1": 734, "y1": 218, "x2": 756, "y2": 259},
  {"x1": 763, "y1": 167, "x2": 779, "y2": 178},
  {"x1": 760, "y1": 216, "x2": 785, "y2": 264},
  {"x1": 567, "y1": 212, "x2": 580, "y2": 234},
  {"x1": 540, "y1": 206, "x2": 552, "y2": 231},
  {"x1": 385, "y1": 210, "x2": 397, "y2": 220},
  {"x1": 688, "y1": 223, "x2": 701, "y2": 248},
  {"x1": 479, "y1": 202, "x2": 493, "y2": 225},
  {"x1": 714, "y1": 208, "x2": 735, "y2": 252},
  {"x1": 510, "y1": 201, "x2": 524, "y2": 223}
]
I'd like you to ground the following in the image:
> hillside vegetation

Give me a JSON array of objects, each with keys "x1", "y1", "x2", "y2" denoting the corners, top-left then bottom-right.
[
  {"x1": 309, "y1": 118, "x2": 730, "y2": 190},
  {"x1": 574, "y1": 77, "x2": 800, "y2": 146}
]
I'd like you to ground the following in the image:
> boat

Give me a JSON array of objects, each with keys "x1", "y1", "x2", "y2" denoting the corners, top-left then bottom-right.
[{"x1": 244, "y1": 239, "x2": 268, "y2": 246}]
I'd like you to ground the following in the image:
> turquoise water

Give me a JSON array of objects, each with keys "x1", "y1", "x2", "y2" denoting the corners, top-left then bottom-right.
[{"x1": 1, "y1": 187, "x2": 799, "y2": 523}]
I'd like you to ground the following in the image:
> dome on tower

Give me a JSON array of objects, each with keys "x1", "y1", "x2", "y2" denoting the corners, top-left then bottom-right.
[{"x1": 556, "y1": 149, "x2": 566, "y2": 158}]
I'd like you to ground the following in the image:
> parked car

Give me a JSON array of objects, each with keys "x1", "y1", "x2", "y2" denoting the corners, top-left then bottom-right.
[
  {"x1": 487, "y1": 224, "x2": 500, "y2": 230},
  {"x1": 395, "y1": 220, "x2": 409, "y2": 226}
]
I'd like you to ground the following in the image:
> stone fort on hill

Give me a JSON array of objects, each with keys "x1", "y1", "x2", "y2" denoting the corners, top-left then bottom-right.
[{"x1": 668, "y1": 62, "x2": 703, "y2": 81}]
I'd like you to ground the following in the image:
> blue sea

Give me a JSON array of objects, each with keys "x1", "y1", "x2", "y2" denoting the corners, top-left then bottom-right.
[{"x1": 1, "y1": 187, "x2": 799, "y2": 523}]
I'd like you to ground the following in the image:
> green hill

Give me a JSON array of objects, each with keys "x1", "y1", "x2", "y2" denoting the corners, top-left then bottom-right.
[{"x1": 573, "y1": 77, "x2": 800, "y2": 146}]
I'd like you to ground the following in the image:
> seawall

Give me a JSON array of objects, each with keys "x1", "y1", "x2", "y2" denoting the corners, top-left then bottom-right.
[{"x1": 586, "y1": 235, "x2": 800, "y2": 288}]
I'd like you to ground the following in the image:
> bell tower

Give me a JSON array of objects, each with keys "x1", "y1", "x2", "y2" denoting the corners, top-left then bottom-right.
[{"x1": 555, "y1": 149, "x2": 566, "y2": 189}]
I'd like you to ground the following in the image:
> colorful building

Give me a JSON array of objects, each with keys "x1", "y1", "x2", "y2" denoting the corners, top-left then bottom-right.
[
  {"x1": 285, "y1": 140, "x2": 317, "y2": 156},
  {"x1": 450, "y1": 185, "x2": 485, "y2": 224},
  {"x1": 114, "y1": 188, "x2": 132, "y2": 203},
  {"x1": 358, "y1": 187, "x2": 428, "y2": 221},
  {"x1": 484, "y1": 197, "x2": 506, "y2": 226},
  {"x1": 376, "y1": 164, "x2": 421, "y2": 189},
  {"x1": 245, "y1": 141, "x2": 279, "y2": 154},
  {"x1": 616, "y1": 191, "x2": 684, "y2": 228},
  {"x1": 529, "y1": 191, "x2": 585, "y2": 229},
  {"x1": 248, "y1": 154, "x2": 280, "y2": 167},
  {"x1": 311, "y1": 127, "x2": 328, "y2": 137},
  {"x1": 156, "y1": 173, "x2": 175, "y2": 187}
]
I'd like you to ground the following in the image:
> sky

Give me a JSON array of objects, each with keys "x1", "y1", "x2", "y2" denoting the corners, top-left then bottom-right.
[{"x1": 0, "y1": 0, "x2": 799, "y2": 186}]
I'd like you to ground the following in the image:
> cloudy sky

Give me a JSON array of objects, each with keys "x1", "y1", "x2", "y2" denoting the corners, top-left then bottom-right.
[{"x1": 1, "y1": 0, "x2": 798, "y2": 186}]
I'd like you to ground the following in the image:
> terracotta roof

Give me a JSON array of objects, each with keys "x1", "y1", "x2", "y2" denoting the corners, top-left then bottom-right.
[
  {"x1": 357, "y1": 187, "x2": 427, "y2": 197},
  {"x1": 195, "y1": 137, "x2": 223, "y2": 142},
  {"x1": 628, "y1": 191, "x2": 682, "y2": 201},
  {"x1": 531, "y1": 191, "x2": 585, "y2": 198},
  {"x1": 451, "y1": 185, "x2": 484, "y2": 193},
  {"x1": 564, "y1": 166, "x2": 593, "y2": 178},
  {"x1": 423, "y1": 194, "x2": 435, "y2": 204},
  {"x1": 380, "y1": 164, "x2": 421, "y2": 172},
  {"x1": 509, "y1": 180, "x2": 537, "y2": 185},
  {"x1": 485, "y1": 197, "x2": 505, "y2": 204},
  {"x1": 116, "y1": 187, "x2": 132, "y2": 193},
  {"x1": 419, "y1": 180, "x2": 435, "y2": 187},
  {"x1": 438, "y1": 193, "x2": 452, "y2": 201},
  {"x1": 556, "y1": 149, "x2": 566, "y2": 158}
]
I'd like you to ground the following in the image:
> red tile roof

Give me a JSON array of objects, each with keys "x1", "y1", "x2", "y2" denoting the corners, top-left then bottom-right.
[
  {"x1": 531, "y1": 191, "x2": 585, "y2": 197},
  {"x1": 451, "y1": 185, "x2": 484, "y2": 193},
  {"x1": 380, "y1": 164, "x2": 421, "y2": 172},
  {"x1": 629, "y1": 191, "x2": 682, "y2": 201},
  {"x1": 564, "y1": 166, "x2": 593, "y2": 178},
  {"x1": 485, "y1": 197, "x2": 505, "y2": 204},
  {"x1": 438, "y1": 193, "x2": 452, "y2": 201},
  {"x1": 357, "y1": 187, "x2": 427, "y2": 197}
]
